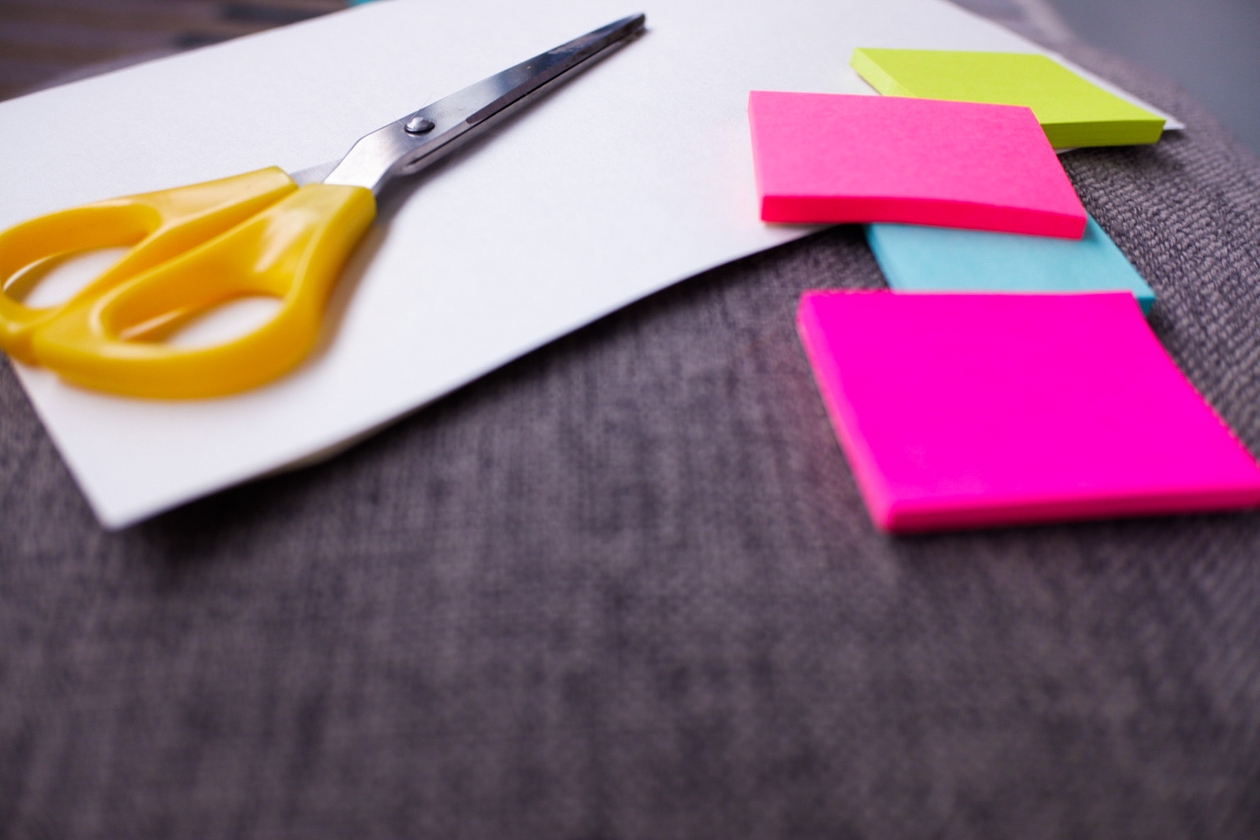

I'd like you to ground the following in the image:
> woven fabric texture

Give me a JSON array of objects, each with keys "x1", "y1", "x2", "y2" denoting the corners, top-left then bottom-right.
[{"x1": 2, "y1": 44, "x2": 1259, "y2": 840}]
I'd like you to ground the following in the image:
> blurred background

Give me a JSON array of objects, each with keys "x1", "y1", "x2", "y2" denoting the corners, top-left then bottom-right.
[
  {"x1": 0, "y1": 0, "x2": 347, "y2": 98},
  {"x1": 0, "y1": 0, "x2": 1257, "y2": 155}
]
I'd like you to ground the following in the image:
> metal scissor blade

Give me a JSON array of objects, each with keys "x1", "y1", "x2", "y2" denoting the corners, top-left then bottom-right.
[{"x1": 324, "y1": 13, "x2": 646, "y2": 194}]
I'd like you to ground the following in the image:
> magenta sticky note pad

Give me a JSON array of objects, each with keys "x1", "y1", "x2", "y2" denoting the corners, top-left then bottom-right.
[
  {"x1": 749, "y1": 91, "x2": 1087, "y2": 238},
  {"x1": 797, "y1": 291, "x2": 1260, "y2": 532}
]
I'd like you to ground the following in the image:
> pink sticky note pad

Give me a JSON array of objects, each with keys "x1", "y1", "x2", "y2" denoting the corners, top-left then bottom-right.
[
  {"x1": 750, "y1": 92, "x2": 1087, "y2": 238},
  {"x1": 797, "y1": 291, "x2": 1260, "y2": 532}
]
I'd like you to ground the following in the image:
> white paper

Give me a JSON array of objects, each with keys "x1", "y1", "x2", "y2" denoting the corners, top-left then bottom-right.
[{"x1": 0, "y1": 0, "x2": 1178, "y2": 528}]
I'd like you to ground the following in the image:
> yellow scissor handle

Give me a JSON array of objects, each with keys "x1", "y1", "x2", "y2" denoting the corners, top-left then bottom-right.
[
  {"x1": 0, "y1": 167, "x2": 299, "y2": 363},
  {"x1": 27, "y1": 183, "x2": 376, "y2": 398}
]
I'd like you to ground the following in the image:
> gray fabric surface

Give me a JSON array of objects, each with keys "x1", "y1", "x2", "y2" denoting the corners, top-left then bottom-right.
[{"x1": 3, "y1": 44, "x2": 1260, "y2": 840}]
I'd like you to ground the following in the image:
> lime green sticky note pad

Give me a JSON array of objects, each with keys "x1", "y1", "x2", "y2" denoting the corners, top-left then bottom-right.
[{"x1": 850, "y1": 49, "x2": 1165, "y2": 148}]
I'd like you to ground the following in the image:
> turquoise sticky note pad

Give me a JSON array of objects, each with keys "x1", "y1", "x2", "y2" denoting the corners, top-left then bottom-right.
[{"x1": 866, "y1": 218, "x2": 1155, "y2": 313}]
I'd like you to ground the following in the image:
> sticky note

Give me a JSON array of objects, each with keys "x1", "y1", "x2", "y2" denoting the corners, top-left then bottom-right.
[
  {"x1": 749, "y1": 91, "x2": 1087, "y2": 238},
  {"x1": 866, "y1": 217, "x2": 1156, "y2": 313},
  {"x1": 851, "y1": 49, "x2": 1165, "y2": 148},
  {"x1": 797, "y1": 291, "x2": 1260, "y2": 533}
]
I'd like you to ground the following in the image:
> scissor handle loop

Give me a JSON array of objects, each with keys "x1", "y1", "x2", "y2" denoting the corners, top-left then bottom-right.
[
  {"x1": 0, "y1": 167, "x2": 297, "y2": 362},
  {"x1": 30, "y1": 184, "x2": 376, "y2": 399}
]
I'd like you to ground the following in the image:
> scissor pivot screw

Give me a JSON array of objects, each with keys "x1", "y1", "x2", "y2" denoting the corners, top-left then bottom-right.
[{"x1": 404, "y1": 116, "x2": 435, "y2": 134}]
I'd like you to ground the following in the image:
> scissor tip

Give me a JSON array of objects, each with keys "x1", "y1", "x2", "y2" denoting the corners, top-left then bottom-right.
[{"x1": 620, "y1": 12, "x2": 647, "y2": 31}]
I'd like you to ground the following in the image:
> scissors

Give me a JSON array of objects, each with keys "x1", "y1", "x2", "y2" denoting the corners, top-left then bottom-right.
[{"x1": 0, "y1": 14, "x2": 646, "y2": 398}]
